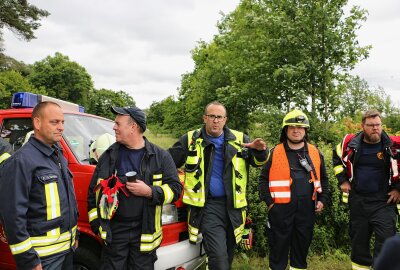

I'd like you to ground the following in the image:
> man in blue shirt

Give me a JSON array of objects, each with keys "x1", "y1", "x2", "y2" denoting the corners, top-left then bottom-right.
[{"x1": 169, "y1": 101, "x2": 268, "y2": 270}]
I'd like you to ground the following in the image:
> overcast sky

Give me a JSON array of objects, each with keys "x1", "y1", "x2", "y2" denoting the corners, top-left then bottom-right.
[{"x1": 3, "y1": 0, "x2": 400, "y2": 109}]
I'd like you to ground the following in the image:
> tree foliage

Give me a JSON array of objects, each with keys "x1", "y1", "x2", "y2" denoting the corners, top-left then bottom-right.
[
  {"x1": 0, "y1": 52, "x2": 31, "y2": 75},
  {"x1": 86, "y1": 88, "x2": 136, "y2": 120},
  {"x1": 175, "y1": 0, "x2": 370, "y2": 130},
  {"x1": 148, "y1": 0, "x2": 373, "y2": 138},
  {"x1": 147, "y1": 96, "x2": 193, "y2": 137},
  {"x1": 28, "y1": 52, "x2": 93, "y2": 108},
  {"x1": 0, "y1": 0, "x2": 49, "y2": 41},
  {"x1": 0, "y1": 70, "x2": 46, "y2": 109}
]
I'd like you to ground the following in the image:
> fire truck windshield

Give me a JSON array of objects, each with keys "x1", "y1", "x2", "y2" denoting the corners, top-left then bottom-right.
[{"x1": 63, "y1": 114, "x2": 114, "y2": 163}]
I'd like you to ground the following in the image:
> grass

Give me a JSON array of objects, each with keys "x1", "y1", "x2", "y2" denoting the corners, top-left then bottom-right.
[
  {"x1": 144, "y1": 130, "x2": 177, "y2": 149},
  {"x1": 232, "y1": 250, "x2": 352, "y2": 270}
]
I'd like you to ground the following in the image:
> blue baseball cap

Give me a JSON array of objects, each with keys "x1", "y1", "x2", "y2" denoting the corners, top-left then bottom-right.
[{"x1": 111, "y1": 106, "x2": 146, "y2": 132}]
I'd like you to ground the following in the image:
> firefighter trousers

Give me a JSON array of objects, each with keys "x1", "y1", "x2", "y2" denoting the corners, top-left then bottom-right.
[
  {"x1": 267, "y1": 196, "x2": 315, "y2": 270},
  {"x1": 41, "y1": 250, "x2": 73, "y2": 270},
  {"x1": 349, "y1": 191, "x2": 397, "y2": 268},
  {"x1": 100, "y1": 219, "x2": 157, "y2": 270},
  {"x1": 200, "y1": 197, "x2": 236, "y2": 270}
]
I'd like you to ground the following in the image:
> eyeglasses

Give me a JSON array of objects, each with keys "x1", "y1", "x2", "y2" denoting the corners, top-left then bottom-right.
[
  {"x1": 365, "y1": 123, "x2": 382, "y2": 128},
  {"x1": 206, "y1": 114, "x2": 226, "y2": 121}
]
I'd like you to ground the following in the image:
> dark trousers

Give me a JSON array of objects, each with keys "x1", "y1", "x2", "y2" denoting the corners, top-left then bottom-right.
[
  {"x1": 200, "y1": 197, "x2": 236, "y2": 270},
  {"x1": 41, "y1": 251, "x2": 73, "y2": 270},
  {"x1": 267, "y1": 196, "x2": 315, "y2": 270},
  {"x1": 101, "y1": 220, "x2": 156, "y2": 270},
  {"x1": 349, "y1": 192, "x2": 397, "y2": 267}
]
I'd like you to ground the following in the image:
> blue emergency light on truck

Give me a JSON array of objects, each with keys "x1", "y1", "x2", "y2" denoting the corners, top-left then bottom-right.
[{"x1": 11, "y1": 92, "x2": 85, "y2": 112}]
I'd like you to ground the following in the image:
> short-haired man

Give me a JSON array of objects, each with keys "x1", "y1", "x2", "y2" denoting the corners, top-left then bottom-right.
[
  {"x1": 333, "y1": 109, "x2": 400, "y2": 269},
  {"x1": 87, "y1": 106, "x2": 182, "y2": 269},
  {"x1": 0, "y1": 101, "x2": 79, "y2": 270},
  {"x1": 168, "y1": 101, "x2": 267, "y2": 270}
]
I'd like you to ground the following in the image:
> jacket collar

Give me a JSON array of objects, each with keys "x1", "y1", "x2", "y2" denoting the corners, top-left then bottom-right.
[
  {"x1": 108, "y1": 136, "x2": 154, "y2": 156},
  {"x1": 29, "y1": 136, "x2": 61, "y2": 157},
  {"x1": 349, "y1": 130, "x2": 392, "y2": 148},
  {"x1": 200, "y1": 125, "x2": 236, "y2": 142}
]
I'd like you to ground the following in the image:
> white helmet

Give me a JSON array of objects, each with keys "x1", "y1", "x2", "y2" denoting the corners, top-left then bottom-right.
[{"x1": 90, "y1": 133, "x2": 116, "y2": 162}]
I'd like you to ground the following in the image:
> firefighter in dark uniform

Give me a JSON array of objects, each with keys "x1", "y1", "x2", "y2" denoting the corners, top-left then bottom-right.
[
  {"x1": 168, "y1": 101, "x2": 268, "y2": 270},
  {"x1": 87, "y1": 106, "x2": 182, "y2": 270},
  {"x1": 259, "y1": 109, "x2": 330, "y2": 270},
  {"x1": 0, "y1": 137, "x2": 13, "y2": 165},
  {"x1": 0, "y1": 101, "x2": 79, "y2": 270},
  {"x1": 333, "y1": 109, "x2": 400, "y2": 269}
]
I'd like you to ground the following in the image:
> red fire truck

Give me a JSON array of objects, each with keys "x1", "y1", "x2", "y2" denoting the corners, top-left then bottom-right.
[{"x1": 0, "y1": 92, "x2": 205, "y2": 270}]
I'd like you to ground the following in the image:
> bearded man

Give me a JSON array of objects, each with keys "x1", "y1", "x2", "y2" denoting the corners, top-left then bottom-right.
[{"x1": 333, "y1": 109, "x2": 400, "y2": 270}]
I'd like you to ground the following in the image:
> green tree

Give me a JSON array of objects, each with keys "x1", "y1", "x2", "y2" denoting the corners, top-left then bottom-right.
[
  {"x1": 147, "y1": 96, "x2": 194, "y2": 137},
  {"x1": 178, "y1": 0, "x2": 370, "y2": 132},
  {"x1": 0, "y1": 0, "x2": 49, "y2": 41},
  {"x1": 28, "y1": 52, "x2": 93, "y2": 107},
  {"x1": 0, "y1": 70, "x2": 46, "y2": 108},
  {"x1": 0, "y1": 53, "x2": 31, "y2": 74},
  {"x1": 86, "y1": 88, "x2": 135, "y2": 120}
]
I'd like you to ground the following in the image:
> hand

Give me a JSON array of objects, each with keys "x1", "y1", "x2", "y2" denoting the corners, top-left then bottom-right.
[
  {"x1": 315, "y1": 201, "x2": 324, "y2": 213},
  {"x1": 268, "y1": 203, "x2": 274, "y2": 211},
  {"x1": 387, "y1": 189, "x2": 400, "y2": 204},
  {"x1": 32, "y1": 264, "x2": 42, "y2": 270},
  {"x1": 340, "y1": 181, "x2": 351, "y2": 193},
  {"x1": 74, "y1": 240, "x2": 79, "y2": 249},
  {"x1": 242, "y1": 138, "x2": 267, "y2": 151},
  {"x1": 126, "y1": 180, "x2": 152, "y2": 199}
]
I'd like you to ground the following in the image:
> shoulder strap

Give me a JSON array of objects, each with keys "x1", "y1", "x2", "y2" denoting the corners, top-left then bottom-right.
[{"x1": 341, "y1": 134, "x2": 356, "y2": 160}]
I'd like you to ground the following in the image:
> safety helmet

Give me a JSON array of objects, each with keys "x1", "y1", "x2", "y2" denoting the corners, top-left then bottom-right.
[
  {"x1": 90, "y1": 133, "x2": 116, "y2": 162},
  {"x1": 282, "y1": 109, "x2": 310, "y2": 129}
]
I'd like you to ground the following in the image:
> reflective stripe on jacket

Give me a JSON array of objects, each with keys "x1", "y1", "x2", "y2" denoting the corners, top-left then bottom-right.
[
  {"x1": 168, "y1": 126, "x2": 267, "y2": 245},
  {"x1": 269, "y1": 143, "x2": 321, "y2": 203},
  {"x1": 0, "y1": 137, "x2": 78, "y2": 269},
  {"x1": 87, "y1": 138, "x2": 182, "y2": 252},
  {"x1": 183, "y1": 129, "x2": 248, "y2": 208},
  {"x1": 333, "y1": 131, "x2": 393, "y2": 187}
]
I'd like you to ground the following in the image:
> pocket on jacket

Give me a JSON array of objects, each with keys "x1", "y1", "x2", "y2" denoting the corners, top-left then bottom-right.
[
  {"x1": 36, "y1": 171, "x2": 59, "y2": 184},
  {"x1": 29, "y1": 216, "x2": 64, "y2": 235}
]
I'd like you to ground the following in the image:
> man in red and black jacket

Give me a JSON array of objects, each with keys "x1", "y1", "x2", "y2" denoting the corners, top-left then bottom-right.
[{"x1": 333, "y1": 109, "x2": 400, "y2": 269}]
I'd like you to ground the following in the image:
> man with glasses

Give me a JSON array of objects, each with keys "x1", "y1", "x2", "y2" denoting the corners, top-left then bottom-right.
[
  {"x1": 168, "y1": 101, "x2": 267, "y2": 270},
  {"x1": 333, "y1": 109, "x2": 400, "y2": 269}
]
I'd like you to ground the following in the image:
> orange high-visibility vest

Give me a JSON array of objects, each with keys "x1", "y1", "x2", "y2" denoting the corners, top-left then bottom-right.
[{"x1": 269, "y1": 143, "x2": 321, "y2": 203}]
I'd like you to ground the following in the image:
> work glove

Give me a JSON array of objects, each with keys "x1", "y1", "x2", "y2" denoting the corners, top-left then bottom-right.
[
  {"x1": 240, "y1": 217, "x2": 253, "y2": 250},
  {"x1": 240, "y1": 228, "x2": 253, "y2": 250}
]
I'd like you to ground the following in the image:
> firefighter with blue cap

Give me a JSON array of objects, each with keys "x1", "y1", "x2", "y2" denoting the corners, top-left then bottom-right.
[{"x1": 87, "y1": 106, "x2": 182, "y2": 269}]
